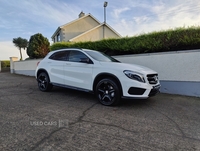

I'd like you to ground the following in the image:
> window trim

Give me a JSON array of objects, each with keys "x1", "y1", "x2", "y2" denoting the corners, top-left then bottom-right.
[
  {"x1": 49, "y1": 51, "x2": 69, "y2": 61},
  {"x1": 68, "y1": 50, "x2": 93, "y2": 64}
]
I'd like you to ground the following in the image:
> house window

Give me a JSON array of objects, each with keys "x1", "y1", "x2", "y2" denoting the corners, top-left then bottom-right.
[{"x1": 57, "y1": 33, "x2": 60, "y2": 42}]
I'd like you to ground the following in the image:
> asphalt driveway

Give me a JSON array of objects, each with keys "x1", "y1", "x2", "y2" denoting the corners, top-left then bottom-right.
[{"x1": 0, "y1": 72, "x2": 200, "y2": 151}]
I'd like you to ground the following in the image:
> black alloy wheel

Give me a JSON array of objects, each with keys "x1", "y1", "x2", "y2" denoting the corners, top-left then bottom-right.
[
  {"x1": 96, "y1": 78, "x2": 120, "y2": 106},
  {"x1": 37, "y1": 72, "x2": 52, "y2": 92}
]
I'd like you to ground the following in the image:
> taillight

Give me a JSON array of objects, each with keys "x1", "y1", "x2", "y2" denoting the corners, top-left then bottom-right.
[{"x1": 37, "y1": 61, "x2": 40, "y2": 66}]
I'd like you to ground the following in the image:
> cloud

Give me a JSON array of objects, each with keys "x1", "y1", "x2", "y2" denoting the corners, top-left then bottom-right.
[
  {"x1": 2, "y1": 2, "x2": 87, "y2": 49},
  {"x1": 0, "y1": 41, "x2": 28, "y2": 60},
  {"x1": 110, "y1": 0, "x2": 200, "y2": 36},
  {"x1": 15, "y1": 1, "x2": 79, "y2": 25},
  {"x1": 1, "y1": 0, "x2": 200, "y2": 42},
  {"x1": 0, "y1": 0, "x2": 81, "y2": 41},
  {"x1": 112, "y1": 7, "x2": 131, "y2": 19},
  {"x1": 150, "y1": 2, "x2": 165, "y2": 14},
  {"x1": 133, "y1": 16, "x2": 150, "y2": 24},
  {"x1": 21, "y1": 1, "x2": 78, "y2": 25}
]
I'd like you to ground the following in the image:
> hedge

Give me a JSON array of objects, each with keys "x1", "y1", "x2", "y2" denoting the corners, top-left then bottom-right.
[
  {"x1": 1, "y1": 60, "x2": 10, "y2": 68},
  {"x1": 50, "y1": 26, "x2": 200, "y2": 56}
]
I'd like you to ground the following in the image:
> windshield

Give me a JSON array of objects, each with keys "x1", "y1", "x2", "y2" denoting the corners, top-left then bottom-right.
[{"x1": 84, "y1": 50, "x2": 120, "y2": 62}]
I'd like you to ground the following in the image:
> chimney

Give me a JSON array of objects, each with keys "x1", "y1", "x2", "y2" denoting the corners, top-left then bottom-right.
[{"x1": 79, "y1": 11, "x2": 85, "y2": 18}]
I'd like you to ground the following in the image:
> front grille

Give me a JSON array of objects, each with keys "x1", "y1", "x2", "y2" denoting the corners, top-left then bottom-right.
[{"x1": 147, "y1": 74, "x2": 158, "y2": 84}]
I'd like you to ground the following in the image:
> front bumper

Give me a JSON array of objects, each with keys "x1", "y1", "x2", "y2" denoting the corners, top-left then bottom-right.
[
  {"x1": 121, "y1": 78, "x2": 161, "y2": 99},
  {"x1": 149, "y1": 84, "x2": 161, "y2": 97}
]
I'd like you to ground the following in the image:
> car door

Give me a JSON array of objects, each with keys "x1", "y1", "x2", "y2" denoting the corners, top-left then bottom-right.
[
  {"x1": 64, "y1": 50, "x2": 93, "y2": 90},
  {"x1": 48, "y1": 51, "x2": 69, "y2": 84}
]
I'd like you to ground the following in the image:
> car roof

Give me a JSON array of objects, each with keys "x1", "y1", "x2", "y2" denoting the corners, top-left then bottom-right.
[
  {"x1": 49, "y1": 48, "x2": 99, "y2": 54},
  {"x1": 51, "y1": 48, "x2": 82, "y2": 52}
]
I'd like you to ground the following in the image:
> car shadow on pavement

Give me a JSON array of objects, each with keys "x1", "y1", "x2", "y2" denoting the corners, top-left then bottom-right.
[
  {"x1": 51, "y1": 86, "x2": 158, "y2": 107},
  {"x1": 50, "y1": 86, "x2": 96, "y2": 99},
  {"x1": 119, "y1": 97, "x2": 157, "y2": 108}
]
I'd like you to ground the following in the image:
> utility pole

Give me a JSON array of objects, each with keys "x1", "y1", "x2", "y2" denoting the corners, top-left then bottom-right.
[{"x1": 103, "y1": 1, "x2": 108, "y2": 39}]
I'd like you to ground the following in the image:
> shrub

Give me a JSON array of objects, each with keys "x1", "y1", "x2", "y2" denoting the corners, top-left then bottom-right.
[
  {"x1": 1, "y1": 60, "x2": 10, "y2": 68},
  {"x1": 50, "y1": 26, "x2": 200, "y2": 56},
  {"x1": 27, "y1": 33, "x2": 50, "y2": 59}
]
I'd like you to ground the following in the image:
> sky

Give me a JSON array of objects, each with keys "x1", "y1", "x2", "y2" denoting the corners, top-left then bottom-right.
[{"x1": 0, "y1": 0, "x2": 200, "y2": 60}]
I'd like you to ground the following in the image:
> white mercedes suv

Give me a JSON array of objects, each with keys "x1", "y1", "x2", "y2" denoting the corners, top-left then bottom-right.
[{"x1": 35, "y1": 48, "x2": 160, "y2": 106}]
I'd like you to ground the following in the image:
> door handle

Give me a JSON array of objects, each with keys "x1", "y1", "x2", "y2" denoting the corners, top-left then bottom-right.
[{"x1": 66, "y1": 63, "x2": 71, "y2": 65}]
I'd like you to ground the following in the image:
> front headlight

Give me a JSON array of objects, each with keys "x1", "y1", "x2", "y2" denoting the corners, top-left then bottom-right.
[{"x1": 123, "y1": 70, "x2": 145, "y2": 83}]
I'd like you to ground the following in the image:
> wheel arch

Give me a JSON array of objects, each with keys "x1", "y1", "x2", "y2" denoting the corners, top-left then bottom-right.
[
  {"x1": 93, "y1": 73, "x2": 123, "y2": 96},
  {"x1": 36, "y1": 69, "x2": 50, "y2": 81}
]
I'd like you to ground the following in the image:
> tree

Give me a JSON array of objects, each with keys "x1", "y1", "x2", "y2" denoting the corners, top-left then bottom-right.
[
  {"x1": 27, "y1": 33, "x2": 50, "y2": 59},
  {"x1": 12, "y1": 37, "x2": 28, "y2": 60}
]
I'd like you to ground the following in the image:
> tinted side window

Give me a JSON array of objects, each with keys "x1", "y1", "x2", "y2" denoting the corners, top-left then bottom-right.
[
  {"x1": 68, "y1": 51, "x2": 89, "y2": 63},
  {"x1": 49, "y1": 51, "x2": 69, "y2": 61}
]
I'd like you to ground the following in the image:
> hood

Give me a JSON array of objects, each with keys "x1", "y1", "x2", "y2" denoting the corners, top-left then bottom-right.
[{"x1": 99, "y1": 62, "x2": 157, "y2": 74}]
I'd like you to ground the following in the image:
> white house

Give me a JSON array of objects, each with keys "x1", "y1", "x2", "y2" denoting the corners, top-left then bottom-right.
[{"x1": 51, "y1": 12, "x2": 121, "y2": 43}]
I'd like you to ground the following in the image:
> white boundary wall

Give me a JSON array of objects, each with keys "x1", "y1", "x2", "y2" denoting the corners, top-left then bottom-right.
[
  {"x1": 114, "y1": 50, "x2": 200, "y2": 82},
  {"x1": 114, "y1": 50, "x2": 200, "y2": 97},
  {"x1": 10, "y1": 50, "x2": 200, "y2": 97},
  {"x1": 10, "y1": 58, "x2": 42, "y2": 76}
]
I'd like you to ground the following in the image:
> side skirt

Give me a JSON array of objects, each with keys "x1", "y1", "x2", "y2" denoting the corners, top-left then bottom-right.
[{"x1": 51, "y1": 82, "x2": 94, "y2": 93}]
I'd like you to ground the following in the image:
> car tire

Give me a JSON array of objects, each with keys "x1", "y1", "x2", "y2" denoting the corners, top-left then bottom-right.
[
  {"x1": 96, "y1": 78, "x2": 121, "y2": 106},
  {"x1": 37, "y1": 72, "x2": 53, "y2": 92}
]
